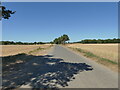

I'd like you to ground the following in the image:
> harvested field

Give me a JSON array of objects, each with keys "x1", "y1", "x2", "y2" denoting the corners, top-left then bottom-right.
[
  {"x1": 0, "y1": 44, "x2": 52, "y2": 57},
  {"x1": 66, "y1": 44, "x2": 118, "y2": 63}
]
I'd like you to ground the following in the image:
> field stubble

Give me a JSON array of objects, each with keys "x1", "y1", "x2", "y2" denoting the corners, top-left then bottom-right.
[
  {"x1": 66, "y1": 44, "x2": 118, "y2": 63},
  {"x1": 0, "y1": 44, "x2": 52, "y2": 57},
  {"x1": 66, "y1": 44, "x2": 119, "y2": 72}
]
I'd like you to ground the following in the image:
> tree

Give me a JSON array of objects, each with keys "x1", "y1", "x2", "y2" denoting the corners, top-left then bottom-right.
[
  {"x1": 61, "y1": 34, "x2": 70, "y2": 44},
  {"x1": 0, "y1": 4, "x2": 15, "y2": 20},
  {"x1": 53, "y1": 34, "x2": 70, "y2": 44},
  {"x1": 53, "y1": 38, "x2": 59, "y2": 44}
]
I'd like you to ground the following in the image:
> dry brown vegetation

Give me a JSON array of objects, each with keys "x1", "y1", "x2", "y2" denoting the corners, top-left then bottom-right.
[
  {"x1": 0, "y1": 44, "x2": 52, "y2": 57},
  {"x1": 2, "y1": 44, "x2": 53, "y2": 71},
  {"x1": 65, "y1": 43, "x2": 119, "y2": 72},
  {"x1": 66, "y1": 44, "x2": 118, "y2": 63}
]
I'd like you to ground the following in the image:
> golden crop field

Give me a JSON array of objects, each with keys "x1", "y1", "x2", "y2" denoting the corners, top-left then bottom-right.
[
  {"x1": 0, "y1": 44, "x2": 51, "y2": 57},
  {"x1": 66, "y1": 44, "x2": 118, "y2": 63}
]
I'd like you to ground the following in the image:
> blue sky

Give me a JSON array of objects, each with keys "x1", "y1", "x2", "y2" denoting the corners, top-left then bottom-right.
[{"x1": 2, "y1": 2, "x2": 118, "y2": 42}]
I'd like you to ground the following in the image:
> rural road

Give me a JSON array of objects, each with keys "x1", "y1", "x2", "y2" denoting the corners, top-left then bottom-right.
[
  {"x1": 48, "y1": 45, "x2": 118, "y2": 88},
  {"x1": 3, "y1": 45, "x2": 118, "y2": 89}
]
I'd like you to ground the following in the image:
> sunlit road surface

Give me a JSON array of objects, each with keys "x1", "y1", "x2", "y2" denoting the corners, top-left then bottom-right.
[{"x1": 48, "y1": 45, "x2": 118, "y2": 88}]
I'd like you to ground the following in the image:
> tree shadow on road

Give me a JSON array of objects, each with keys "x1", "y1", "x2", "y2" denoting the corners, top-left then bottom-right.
[{"x1": 2, "y1": 54, "x2": 93, "y2": 89}]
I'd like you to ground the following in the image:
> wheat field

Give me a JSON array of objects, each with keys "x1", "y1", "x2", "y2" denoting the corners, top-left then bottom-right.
[
  {"x1": 66, "y1": 44, "x2": 118, "y2": 63},
  {"x1": 0, "y1": 44, "x2": 51, "y2": 57}
]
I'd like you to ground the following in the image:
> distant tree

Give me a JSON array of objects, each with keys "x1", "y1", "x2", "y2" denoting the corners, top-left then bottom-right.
[
  {"x1": 50, "y1": 41, "x2": 54, "y2": 44},
  {"x1": 37, "y1": 42, "x2": 45, "y2": 44},
  {"x1": 34, "y1": 42, "x2": 37, "y2": 44},
  {"x1": 53, "y1": 34, "x2": 70, "y2": 44},
  {"x1": 61, "y1": 34, "x2": 70, "y2": 44},
  {"x1": 16, "y1": 41, "x2": 23, "y2": 45},
  {"x1": 53, "y1": 38, "x2": 59, "y2": 44},
  {"x1": 97, "y1": 39, "x2": 102, "y2": 43}
]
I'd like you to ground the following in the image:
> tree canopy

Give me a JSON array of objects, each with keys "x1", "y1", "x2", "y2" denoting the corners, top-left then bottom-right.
[
  {"x1": 0, "y1": 5, "x2": 15, "y2": 20},
  {"x1": 53, "y1": 34, "x2": 70, "y2": 44}
]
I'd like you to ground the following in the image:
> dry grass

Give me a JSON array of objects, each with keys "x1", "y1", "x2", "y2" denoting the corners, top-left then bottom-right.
[
  {"x1": 66, "y1": 44, "x2": 118, "y2": 63},
  {"x1": 0, "y1": 44, "x2": 52, "y2": 57}
]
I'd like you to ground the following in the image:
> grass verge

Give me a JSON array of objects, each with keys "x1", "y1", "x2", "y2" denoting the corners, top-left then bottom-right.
[
  {"x1": 28, "y1": 47, "x2": 45, "y2": 54},
  {"x1": 28, "y1": 45, "x2": 54, "y2": 54},
  {"x1": 75, "y1": 48, "x2": 117, "y2": 64},
  {"x1": 72, "y1": 47, "x2": 117, "y2": 64},
  {"x1": 68, "y1": 47, "x2": 118, "y2": 72}
]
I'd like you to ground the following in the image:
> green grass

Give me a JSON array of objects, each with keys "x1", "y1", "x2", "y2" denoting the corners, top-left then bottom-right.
[
  {"x1": 28, "y1": 47, "x2": 44, "y2": 54},
  {"x1": 70, "y1": 47, "x2": 118, "y2": 65}
]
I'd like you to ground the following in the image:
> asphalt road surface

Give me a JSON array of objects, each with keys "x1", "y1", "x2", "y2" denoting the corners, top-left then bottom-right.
[{"x1": 48, "y1": 45, "x2": 118, "y2": 88}]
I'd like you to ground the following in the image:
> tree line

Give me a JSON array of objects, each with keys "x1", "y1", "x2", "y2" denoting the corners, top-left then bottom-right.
[
  {"x1": 0, "y1": 41, "x2": 46, "y2": 45},
  {"x1": 52, "y1": 34, "x2": 70, "y2": 44},
  {"x1": 80, "y1": 38, "x2": 120, "y2": 44}
]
